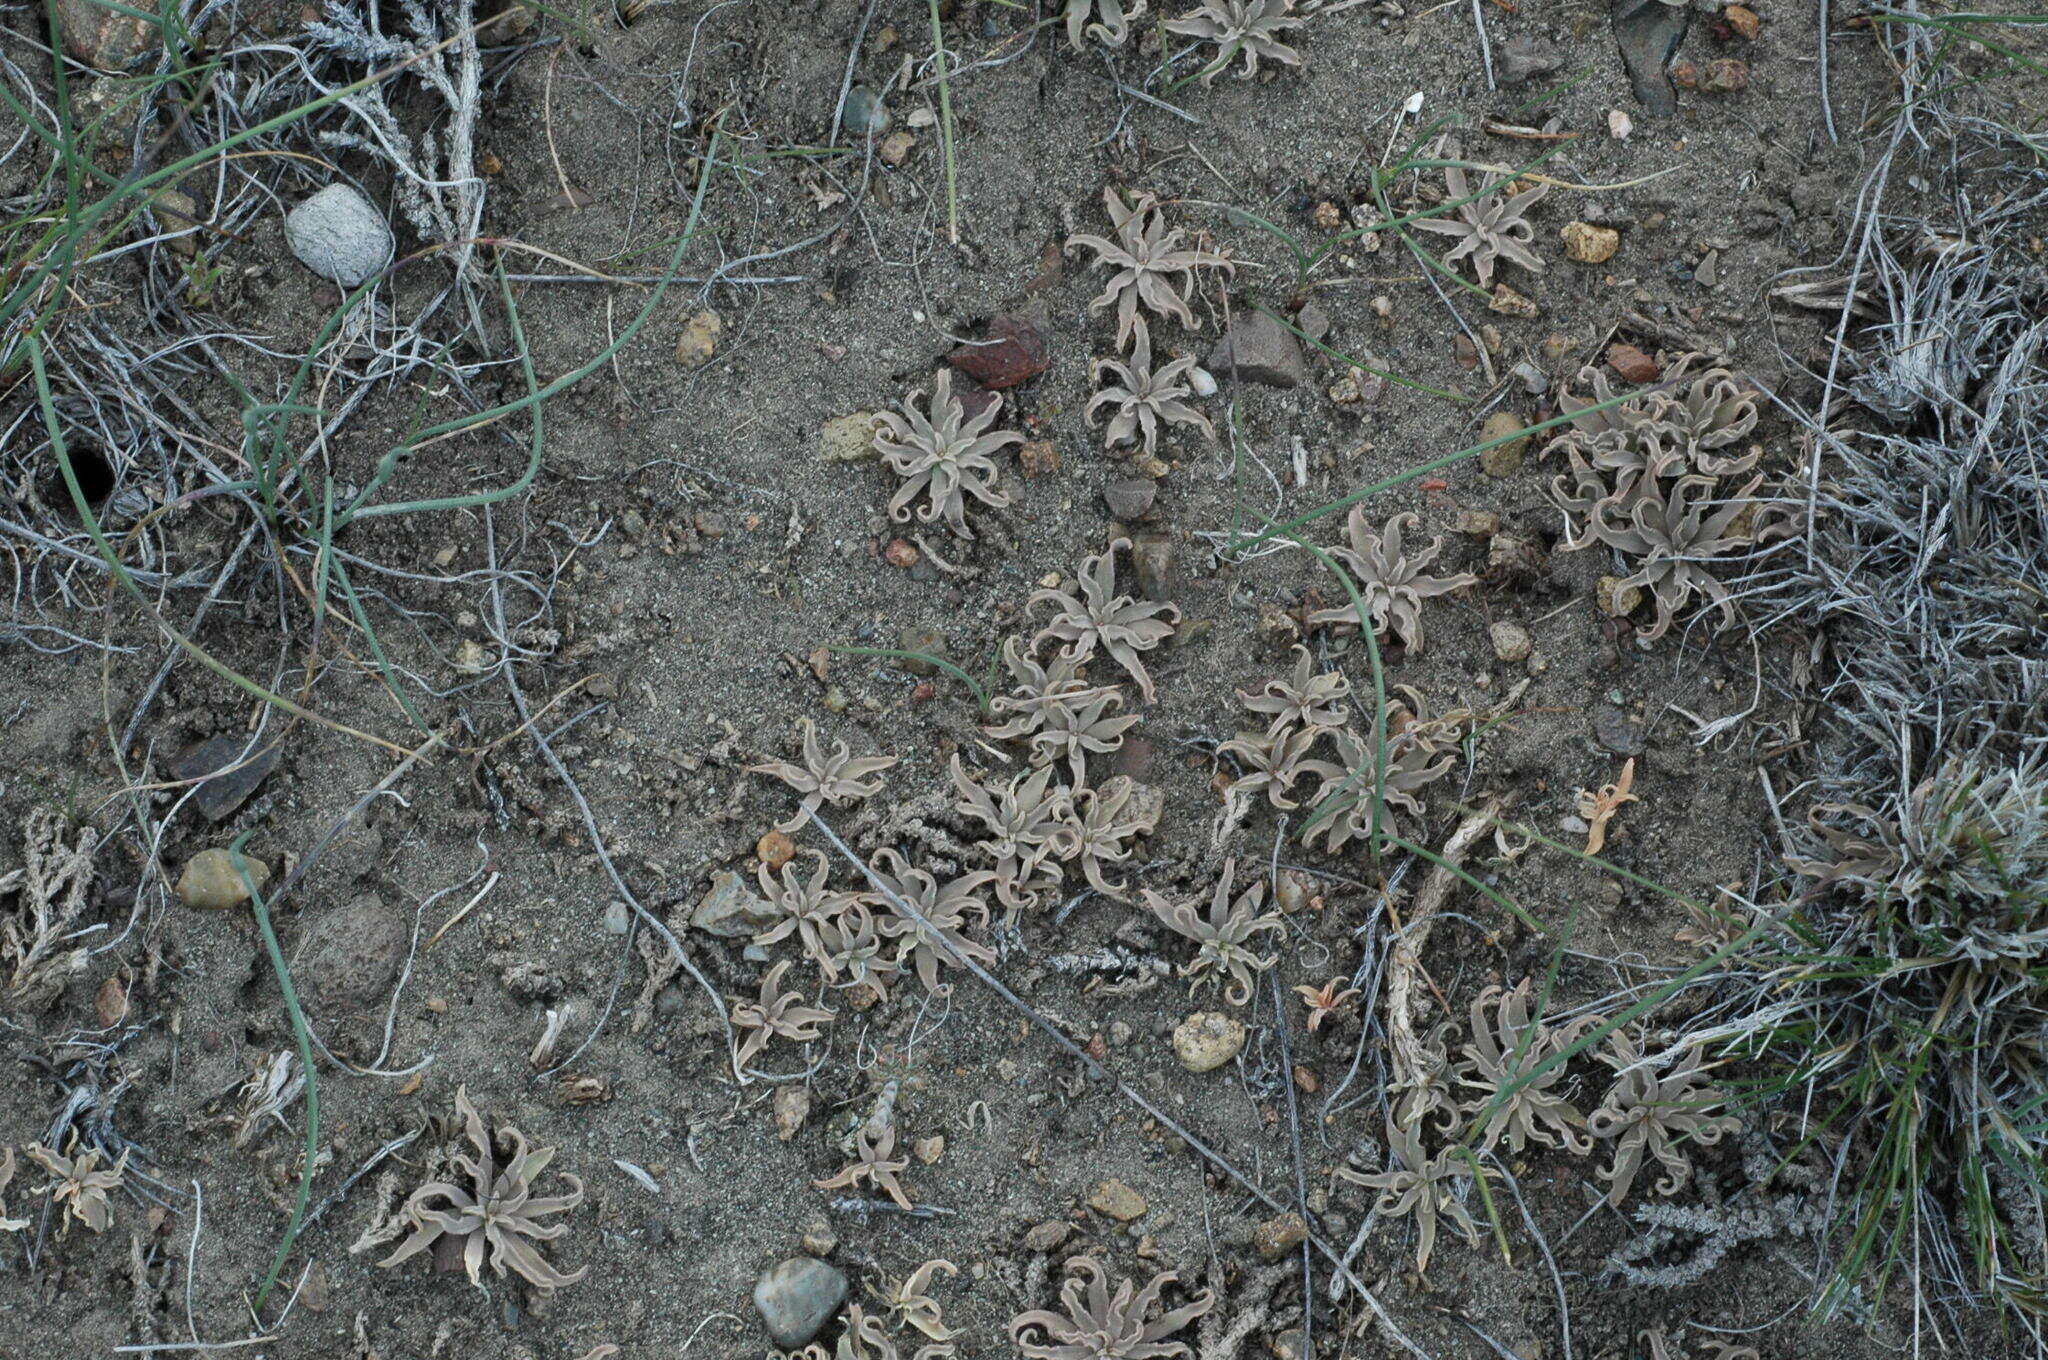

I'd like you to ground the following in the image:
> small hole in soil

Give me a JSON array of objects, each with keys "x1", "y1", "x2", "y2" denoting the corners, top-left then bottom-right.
[{"x1": 47, "y1": 443, "x2": 116, "y2": 512}]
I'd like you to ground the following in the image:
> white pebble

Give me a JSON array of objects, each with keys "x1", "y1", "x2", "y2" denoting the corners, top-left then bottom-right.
[{"x1": 285, "y1": 184, "x2": 393, "y2": 287}]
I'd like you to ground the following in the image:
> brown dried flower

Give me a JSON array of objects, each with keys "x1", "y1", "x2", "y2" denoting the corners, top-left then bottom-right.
[
  {"x1": 1142, "y1": 857, "x2": 1285, "y2": 1005},
  {"x1": 1337, "y1": 1118, "x2": 1484, "y2": 1274},
  {"x1": 951, "y1": 757, "x2": 1072, "y2": 917},
  {"x1": 814, "y1": 1123, "x2": 915, "y2": 1210},
  {"x1": 1295, "y1": 977, "x2": 1362, "y2": 1033},
  {"x1": 1306, "y1": 510, "x2": 1476, "y2": 653},
  {"x1": 1011, "y1": 1256, "x2": 1215, "y2": 1360},
  {"x1": 1064, "y1": 0, "x2": 1147, "y2": 46},
  {"x1": 754, "y1": 850, "x2": 859, "y2": 961},
  {"x1": 1410, "y1": 167, "x2": 1548, "y2": 287},
  {"x1": 374, "y1": 1086, "x2": 586, "y2": 1290},
  {"x1": 1217, "y1": 725, "x2": 1322, "y2": 813},
  {"x1": 730, "y1": 960, "x2": 835, "y2": 1073},
  {"x1": 872, "y1": 1257, "x2": 959, "y2": 1343},
  {"x1": 1066, "y1": 188, "x2": 1235, "y2": 350},
  {"x1": 1454, "y1": 980, "x2": 1596, "y2": 1155},
  {"x1": 1087, "y1": 317, "x2": 1214, "y2": 457},
  {"x1": 870, "y1": 849, "x2": 997, "y2": 992},
  {"x1": 1164, "y1": 0, "x2": 1306, "y2": 84},
  {"x1": 872, "y1": 368, "x2": 1020, "y2": 539},
  {"x1": 1054, "y1": 778, "x2": 1152, "y2": 899},
  {"x1": 813, "y1": 900, "x2": 902, "y2": 1001},
  {"x1": 1031, "y1": 539, "x2": 1180, "y2": 704},
  {"x1": 1238, "y1": 644, "x2": 1351, "y2": 738},
  {"x1": 1587, "y1": 1032, "x2": 1741, "y2": 1207},
  {"x1": 24, "y1": 1139, "x2": 125, "y2": 1234},
  {"x1": 749, "y1": 718, "x2": 899, "y2": 833}
]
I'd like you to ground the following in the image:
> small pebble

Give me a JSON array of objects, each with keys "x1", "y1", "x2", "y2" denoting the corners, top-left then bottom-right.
[
  {"x1": 1488, "y1": 284, "x2": 1539, "y2": 318},
  {"x1": 1561, "y1": 221, "x2": 1620, "y2": 265},
  {"x1": 820, "y1": 412, "x2": 879, "y2": 463},
  {"x1": 1088, "y1": 1179, "x2": 1148, "y2": 1222},
  {"x1": 1490, "y1": 621, "x2": 1534, "y2": 664},
  {"x1": 757, "y1": 830, "x2": 796, "y2": 870},
  {"x1": 879, "y1": 131, "x2": 915, "y2": 166},
  {"x1": 841, "y1": 86, "x2": 890, "y2": 136},
  {"x1": 176, "y1": 848, "x2": 269, "y2": 910},
  {"x1": 1253, "y1": 1211, "x2": 1308, "y2": 1262},
  {"x1": 1023, "y1": 1220, "x2": 1073, "y2": 1253},
  {"x1": 1172, "y1": 1012, "x2": 1246, "y2": 1073},
  {"x1": 1606, "y1": 343, "x2": 1660, "y2": 384},
  {"x1": 601, "y1": 900, "x2": 631, "y2": 935}
]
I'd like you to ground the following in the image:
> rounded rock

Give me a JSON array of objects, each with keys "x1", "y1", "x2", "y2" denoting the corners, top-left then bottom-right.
[
  {"x1": 1173, "y1": 1011, "x2": 1246, "y2": 1073},
  {"x1": 752, "y1": 1256, "x2": 848, "y2": 1349},
  {"x1": 1103, "y1": 478, "x2": 1157, "y2": 522},
  {"x1": 1489, "y1": 621, "x2": 1533, "y2": 664},
  {"x1": 1561, "y1": 221, "x2": 1620, "y2": 266},
  {"x1": 176, "y1": 848, "x2": 269, "y2": 910},
  {"x1": 285, "y1": 185, "x2": 394, "y2": 288}
]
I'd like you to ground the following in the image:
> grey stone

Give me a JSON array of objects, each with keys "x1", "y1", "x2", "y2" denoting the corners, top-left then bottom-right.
[
  {"x1": 1489, "y1": 621, "x2": 1533, "y2": 664},
  {"x1": 894, "y1": 626, "x2": 947, "y2": 674},
  {"x1": 285, "y1": 185, "x2": 393, "y2": 288},
  {"x1": 293, "y1": 895, "x2": 406, "y2": 1012},
  {"x1": 1022, "y1": 1219, "x2": 1073, "y2": 1253},
  {"x1": 691, "y1": 870, "x2": 778, "y2": 939},
  {"x1": 1296, "y1": 300, "x2": 1331, "y2": 345},
  {"x1": 602, "y1": 900, "x2": 631, "y2": 935},
  {"x1": 1102, "y1": 478, "x2": 1156, "y2": 521},
  {"x1": 1208, "y1": 311, "x2": 1307, "y2": 388},
  {"x1": 841, "y1": 86, "x2": 891, "y2": 136},
  {"x1": 753, "y1": 1256, "x2": 848, "y2": 1348}
]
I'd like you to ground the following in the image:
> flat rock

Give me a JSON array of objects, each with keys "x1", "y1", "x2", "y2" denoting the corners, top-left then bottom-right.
[
  {"x1": 293, "y1": 895, "x2": 407, "y2": 1012},
  {"x1": 1130, "y1": 531, "x2": 1177, "y2": 604},
  {"x1": 820, "y1": 412, "x2": 879, "y2": 463},
  {"x1": 752, "y1": 1256, "x2": 848, "y2": 1348},
  {"x1": 691, "y1": 870, "x2": 778, "y2": 938},
  {"x1": 1594, "y1": 703, "x2": 1647, "y2": 756},
  {"x1": 1208, "y1": 311, "x2": 1306, "y2": 388},
  {"x1": 173, "y1": 733, "x2": 282, "y2": 822},
  {"x1": 946, "y1": 313, "x2": 1051, "y2": 389},
  {"x1": 1612, "y1": 0, "x2": 1691, "y2": 116}
]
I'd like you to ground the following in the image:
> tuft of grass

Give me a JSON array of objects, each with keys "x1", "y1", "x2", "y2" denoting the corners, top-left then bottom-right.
[{"x1": 231, "y1": 834, "x2": 319, "y2": 1317}]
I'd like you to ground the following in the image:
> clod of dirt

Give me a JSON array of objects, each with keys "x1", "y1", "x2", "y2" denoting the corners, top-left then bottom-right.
[
  {"x1": 946, "y1": 313, "x2": 1052, "y2": 390},
  {"x1": 293, "y1": 894, "x2": 406, "y2": 1014},
  {"x1": 176, "y1": 848, "x2": 267, "y2": 910},
  {"x1": 752, "y1": 1255, "x2": 849, "y2": 1348},
  {"x1": 1208, "y1": 310, "x2": 1306, "y2": 388},
  {"x1": 1593, "y1": 703, "x2": 1647, "y2": 756},
  {"x1": 1478, "y1": 412, "x2": 1530, "y2": 477},
  {"x1": 674, "y1": 309, "x2": 721, "y2": 366},
  {"x1": 284, "y1": 184, "x2": 394, "y2": 288},
  {"x1": 1088, "y1": 1178, "x2": 1148, "y2": 1221},
  {"x1": 1253, "y1": 1211, "x2": 1308, "y2": 1262},
  {"x1": 1561, "y1": 220, "x2": 1622, "y2": 265},
  {"x1": 1495, "y1": 35, "x2": 1563, "y2": 84},
  {"x1": 691, "y1": 870, "x2": 778, "y2": 939},
  {"x1": 820, "y1": 412, "x2": 880, "y2": 463},
  {"x1": 1173, "y1": 1011, "x2": 1247, "y2": 1072},
  {"x1": 172, "y1": 734, "x2": 282, "y2": 822},
  {"x1": 1103, "y1": 478, "x2": 1157, "y2": 522}
]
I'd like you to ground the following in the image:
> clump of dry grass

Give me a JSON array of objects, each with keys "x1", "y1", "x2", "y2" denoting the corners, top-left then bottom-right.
[{"x1": 2, "y1": 807, "x2": 98, "y2": 1010}]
